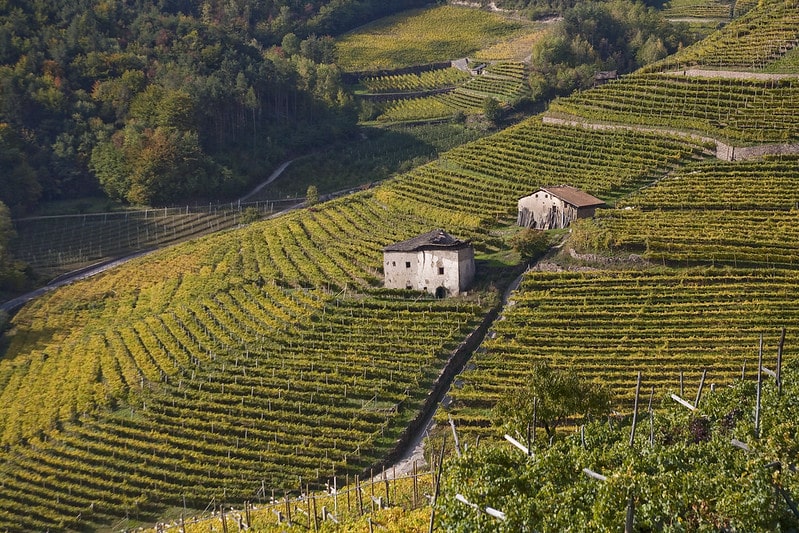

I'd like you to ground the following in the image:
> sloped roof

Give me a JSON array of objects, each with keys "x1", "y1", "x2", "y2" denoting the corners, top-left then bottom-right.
[
  {"x1": 524, "y1": 186, "x2": 605, "y2": 208},
  {"x1": 383, "y1": 229, "x2": 470, "y2": 252}
]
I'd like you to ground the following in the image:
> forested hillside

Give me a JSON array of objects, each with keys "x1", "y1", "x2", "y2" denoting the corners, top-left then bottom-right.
[{"x1": 0, "y1": 0, "x2": 429, "y2": 214}]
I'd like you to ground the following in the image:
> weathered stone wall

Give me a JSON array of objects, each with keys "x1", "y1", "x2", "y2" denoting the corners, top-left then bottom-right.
[{"x1": 716, "y1": 141, "x2": 799, "y2": 161}]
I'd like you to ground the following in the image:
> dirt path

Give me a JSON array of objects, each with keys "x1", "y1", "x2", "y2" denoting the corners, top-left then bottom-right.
[
  {"x1": 383, "y1": 266, "x2": 530, "y2": 479},
  {"x1": 238, "y1": 159, "x2": 296, "y2": 202}
]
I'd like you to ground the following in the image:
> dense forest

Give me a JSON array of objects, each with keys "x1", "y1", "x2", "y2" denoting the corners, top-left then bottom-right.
[{"x1": 0, "y1": 0, "x2": 431, "y2": 214}]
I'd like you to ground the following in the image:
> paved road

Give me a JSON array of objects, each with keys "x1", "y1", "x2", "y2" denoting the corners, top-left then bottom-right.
[
  {"x1": 1, "y1": 251, "x2": 152, "y2": 314},
  {"x1": 2, "y1": 159, "x2": 302, "y2": 315}
]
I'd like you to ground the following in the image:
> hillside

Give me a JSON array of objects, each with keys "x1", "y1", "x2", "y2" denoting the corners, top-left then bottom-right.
[
  {"x1": 0, "y1": 0, "x2": 431, "y2": 216},
  {"x1": 2, "y1": 0, "x2": 799, "y2": 531}
]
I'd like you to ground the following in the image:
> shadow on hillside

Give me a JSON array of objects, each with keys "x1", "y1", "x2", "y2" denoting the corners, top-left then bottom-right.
[{"x1": 257, "y1": 124, "x2": 467, "y2": 199}]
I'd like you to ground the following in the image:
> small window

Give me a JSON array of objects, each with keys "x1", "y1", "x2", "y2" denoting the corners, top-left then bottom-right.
[
  {"x1": 405, "y1": 261, "x2": 411, "y2": 268},
  {"x1": 392, "y1": 261, "x2": 396, "y2": 267},
  {"x1": 438, "y1": 267, "x2": 444, "y2": 275},
  {"x1": 406, "y1": 284, "x2": 412, "y2": 290}
]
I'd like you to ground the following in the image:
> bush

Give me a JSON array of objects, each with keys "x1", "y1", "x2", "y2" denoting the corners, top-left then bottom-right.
[{"x1": 510, "y1": 228, "x2": 549, "y2": 260}]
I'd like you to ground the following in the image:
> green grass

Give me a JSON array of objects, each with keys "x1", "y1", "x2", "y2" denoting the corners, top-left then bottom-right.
[{"x1": 335, "y1": 5, "x2": 532, "y2": 72}]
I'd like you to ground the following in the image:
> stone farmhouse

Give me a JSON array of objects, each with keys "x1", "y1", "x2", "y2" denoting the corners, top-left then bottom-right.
[
  {"x1": 383, "y1": 229, "x2": 475, "y2": 298},
  {"x1": 517, "y1": 185, "x2": 605, "y2": 230}
]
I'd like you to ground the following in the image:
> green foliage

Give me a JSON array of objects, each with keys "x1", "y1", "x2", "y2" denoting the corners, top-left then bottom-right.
[
  {"x1": 593, "y1": 157, "x2": 799, "y2": 267},
  {"x1": 305, "y1": 184, "x2": 320, "y2": 206},
  {"x1": 0, "y1": 123, "x2": 41, "y2": 214},
  {"x1": 440, "y1": 367, "x2": 799, "y2": 531},
  {"x1": 529, "y1": 0, "x2": 689, "y2": 99},
  {"x1": 482, "y1": 97, "x2": 502, "y2": 124},
  {"x1": 549, "y1": 73, "x2": 799, "y2": 143},
  {"x1": 509, "y1": 228, "x2": 549, "y2": 260},
  {"x1": 0, "y1": 0, "x2": 389, "y2": 210},
  {"x1": 494, "y1": 362, "x2": 612, "y2": 438},
  {"x1": 649, "y1": 0, "x2": 798, "y2": 70},
  {"x1": 447, "y1": 268, "x2": 799, "y2": 436},
  {"x1": 0, "y1": 199, "x2": 30, "y2": 294}
]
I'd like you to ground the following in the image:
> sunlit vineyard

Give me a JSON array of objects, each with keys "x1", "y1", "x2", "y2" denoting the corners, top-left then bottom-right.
[
  {"x1": 548, "y1": 72, "x2": 799, "y2": 142},
  {"x1": 3, "y1": 0, "x2": 799, "y2": 529},
  {"x1": 377, "y1": 62, "x2": 530, "y2": 121},
  {"x1": 444, "y1": 267, "x2": 799, "y2": 436},
  {"x1": 361, "y1": 68, "x2": 470, "y2": 94},
  {"x1": 592, "y1": 156, "x2": 799, "y2": 267},
  {"x1": 473, "y1": 30, "x2": 544, "y2": 62},
  {"x1": 0, "y1": 110, "x2": 710, "y2": 529},
  {"x1": 335, "y1": 6, "x2": 530, "y2": 72},
  {"x1": 9, "y1": 204, "x2": 287, "y2": 279},
  {"x1": 650, "y1": 0, "x2": 799, "y2": 70},
  {"x1": 662, "y1": 0, "x2": 732, "y2": 19},
  {"x1": 0, "y1": 282, "x2": 483, "y2": 530},
  {"x1": 407, "y1": 119, "x2": 709, "y2": 214},
  {"x1": 374, "y1": 62, "x2": 527, "y2": 121}
]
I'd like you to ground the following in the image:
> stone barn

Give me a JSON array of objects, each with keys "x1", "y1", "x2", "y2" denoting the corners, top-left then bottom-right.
[
  {"x1": 383, "y1": 229, "x2": 475, "y2": 298},
  {"x1": 517, "y1": 185, "x2": 605, "y2": 230}
]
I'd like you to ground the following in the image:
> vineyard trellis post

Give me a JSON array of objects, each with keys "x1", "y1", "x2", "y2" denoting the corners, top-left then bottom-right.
[
  {"x1": 625, "y1": 494, "x2": 635, "y2": 533},
  {"x1": 428, "y1": 437, "x2": 446, "y2": 533},
  {"x1": 449, "y1": 416, "x2": 462, "y2": 457},
  {"x1": 755, "y1": 334, "x2": 764, "y2": 439},
  {"x1": 695, "y1": 369, "x2": 707, "y2": 408},
  {"x1": 629, "y1": 371, "x2": 642, "y2": 447},
  {"x1": 648, "y1": 386, "x2": 655, "y2": 447},
  {"x1": 777, "y1": 326, "x2": 786, "y2": 396}
]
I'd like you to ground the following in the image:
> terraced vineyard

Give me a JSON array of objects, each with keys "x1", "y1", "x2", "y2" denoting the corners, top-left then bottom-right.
[
  {"x1": 548, "y1": 72, "x2": 799, "y2": 142},
  {"x1": 662, "y1": 0, "x2": 732, "y2": 19},
  {"x1": 2, "y1": 0, "x2": 799, "y2": 529},
  {"x1": 0, "y1": 283, "x2": 483, "y2": 530},
  {"x1": 387, "y1": 119, "x2": 710, "y2": 219},
  {"x1": 592, "y1": 156, "x2": 799, "y2": 268},
  {"x1": 652, "y1": 0, "x2": 799, "y2": 70},
  {"x1": 445, "y1": 268, "x2": 799, "y2": 435},
  {"x1": 377, "y1": 62, "x2": 530, "y2": 121},
  {"x1": 335, "y1": 5, "x2": 531, "y2": 72},
  {"x1": 10, "y1": 205, "x2": 285, "y2": 279},
  {"x1": 360, "y1": 67, "x2": 470, "y2": 94},
  {"x1": 0, "y1": 109, "x2": 711, "y2": 529}
]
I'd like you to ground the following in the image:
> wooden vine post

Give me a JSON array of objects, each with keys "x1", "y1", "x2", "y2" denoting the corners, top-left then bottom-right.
[
  {"x1": 629, "y1": 371, "x2": 642, "y2": 447},
  {"x1": 428, "y1": 437, "x2": 446, "y2": 533},
  {"x1": 755, "y1": 334, "x2": 764, "y2": 439},
  {"x1": 777, "y1": 326, "x2": 786, "y2": 396}
]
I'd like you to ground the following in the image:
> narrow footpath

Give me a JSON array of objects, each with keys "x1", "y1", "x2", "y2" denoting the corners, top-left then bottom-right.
[{"x1": 380, "y1": 263, "x2": 531, "y2": 479}]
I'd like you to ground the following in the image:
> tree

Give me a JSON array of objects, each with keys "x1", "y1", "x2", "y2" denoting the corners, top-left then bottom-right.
[
  {"x1": 510, "y1": 228, "x2": 549, "y2": 261},
  {"x1": 305, "y1": 184, "x2": 319, "y2": 206},
  {"x1": 493, "y1": 362, "x2": 611, "y2": 439},
  {"x1": 482, "y1": 96, "x2": 502, "y2": 124},
  {"x1": 0, "y1": 200, "x2": 29, "y2": 294},
  {"x1": 0, "y1": 123, "x2": 41, "y2": 214}
]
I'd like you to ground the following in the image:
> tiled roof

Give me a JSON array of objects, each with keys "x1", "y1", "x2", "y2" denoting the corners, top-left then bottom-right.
[
  {"x1": 383, "y1": 229, "x2": 469, "y2": 252},
  {"x1": 528, "y1": 186, "x2": 605, "y2": 208}
]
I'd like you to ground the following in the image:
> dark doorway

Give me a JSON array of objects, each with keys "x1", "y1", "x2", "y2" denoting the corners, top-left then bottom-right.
[{"x1": 435, "y1": 286, "x2": 447, "y2": 299}]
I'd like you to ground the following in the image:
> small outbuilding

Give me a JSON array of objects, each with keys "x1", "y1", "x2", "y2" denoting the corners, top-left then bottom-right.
[
  {"x1": 594, "y1": 70, "x2": 618, "y2": 86},
  {"x1": 383, "y1": 229, "x2": 475, "y2": 298},
  {"x1": 517, "y1": 185, "x2": 605, "y2": 230}
]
